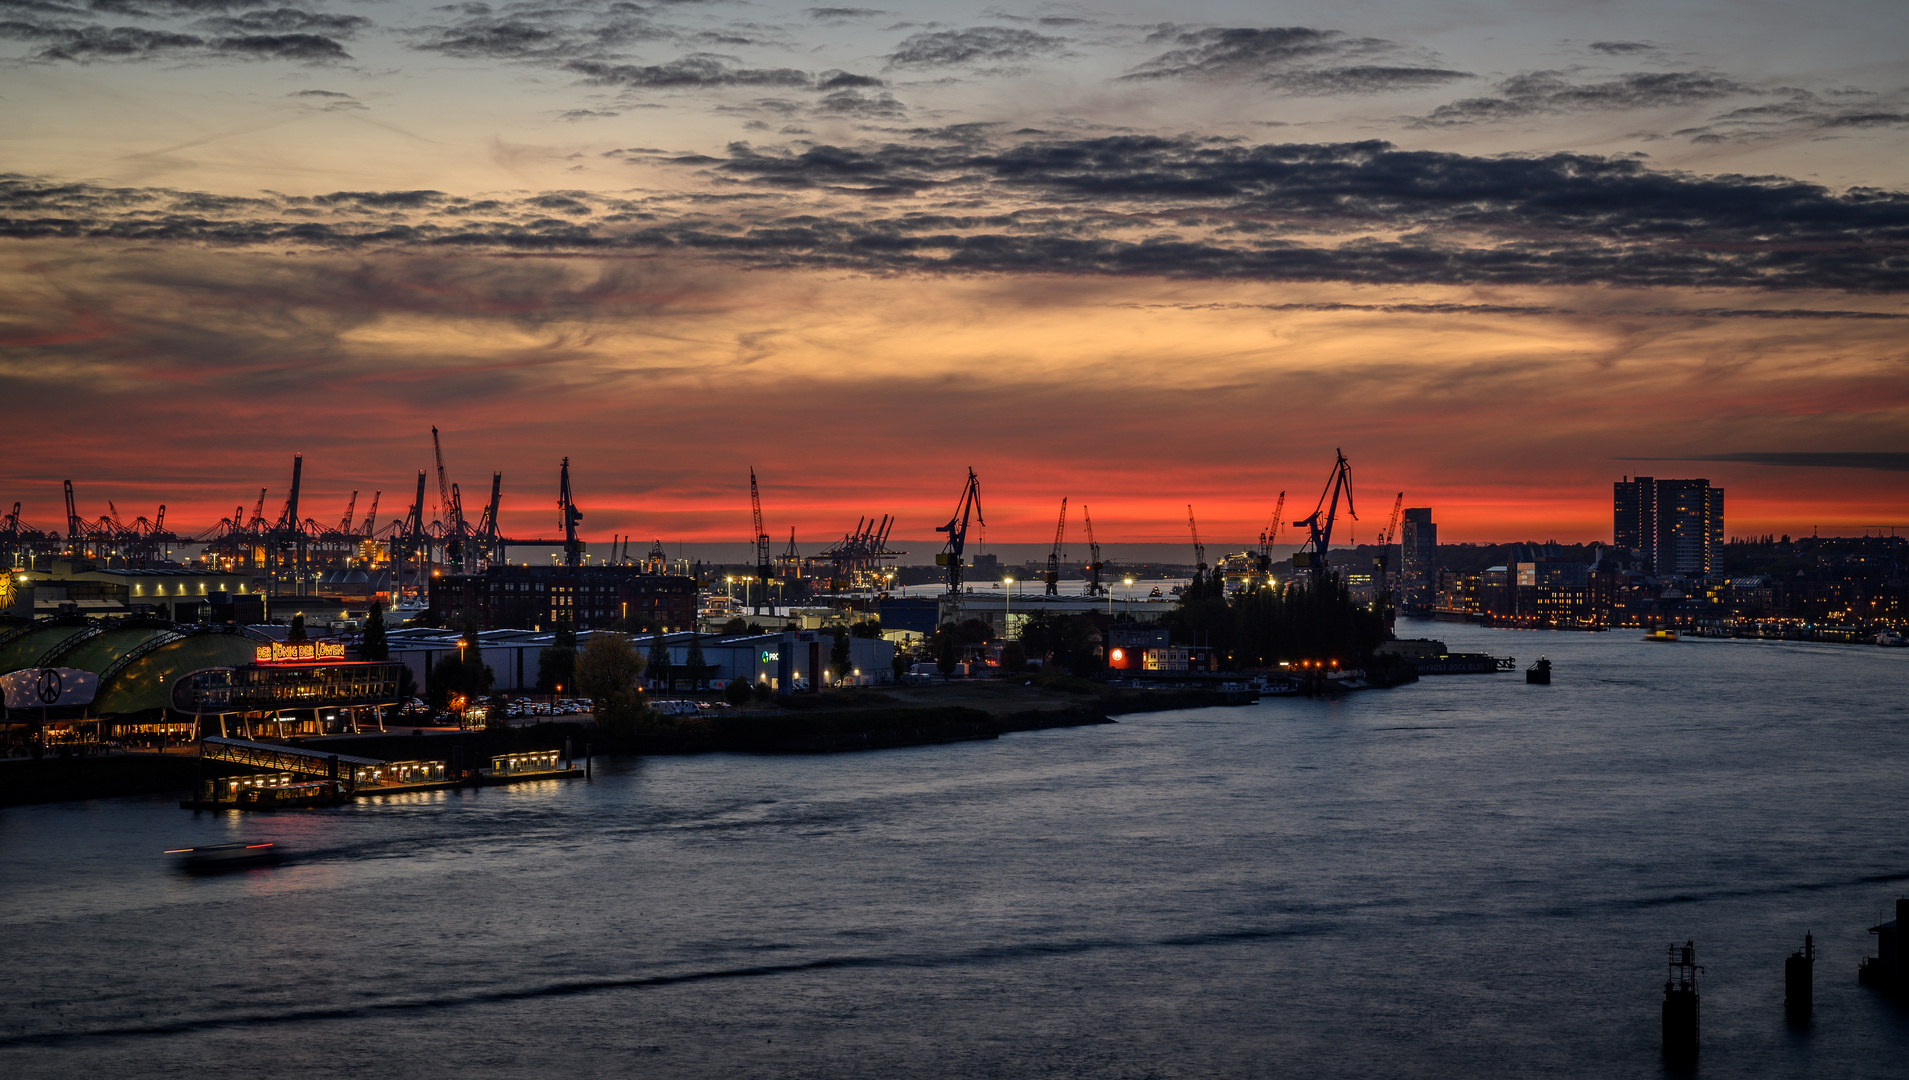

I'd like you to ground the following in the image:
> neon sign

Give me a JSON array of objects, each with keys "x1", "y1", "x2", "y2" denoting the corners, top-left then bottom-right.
[{"x1": 254, "y1": 640, "x2": 348, "y2": 664}]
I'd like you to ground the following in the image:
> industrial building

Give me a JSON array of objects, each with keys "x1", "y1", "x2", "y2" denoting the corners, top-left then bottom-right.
[
  {"x1": 429, "y1": 564, "x2": 698, "y2": 633},
  {"x1": 381, "y1": 625, "x2": 895, "y2": 696},
  {"x1": 6, "y1": 560, "x2": 257, "y2": 621}
]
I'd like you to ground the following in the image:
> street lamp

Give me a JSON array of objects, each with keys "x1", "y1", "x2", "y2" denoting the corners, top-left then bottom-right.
[{"x1": 1124, "y1": 577, "x2": 1135, "y2": 610}]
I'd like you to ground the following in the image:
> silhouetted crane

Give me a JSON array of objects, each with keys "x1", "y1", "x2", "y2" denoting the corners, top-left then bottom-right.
[
  {"x1": 558, "y1": 457, "x2": 584, "y2": 570},
  {"x1": 1043, "y1": 498, "x2": 1068, "y2": 596},
  {"x1": 1257, "y1": 491, "x2": 1286, "y2": 576},
  {"x1": 1187, "y1": 504, "x2": 1206, "y2": 572},
  {"x1": 935, "y1": 468, "x2": 984, "y2": 594},
  {"x1": 749, "y1": 467, "x2": 772, "y2": 613},
  {"x1": 1081, "y1": 504, "x2": 1104, "y2": 596},
  {"x1": 1292, "y1": 449, "x2": 1357, "y2": 582}
]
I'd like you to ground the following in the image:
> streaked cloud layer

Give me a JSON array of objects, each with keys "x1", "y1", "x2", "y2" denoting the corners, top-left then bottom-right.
[{"x1": 2, "y1": 0, "x2": 1905, "y2": 543}]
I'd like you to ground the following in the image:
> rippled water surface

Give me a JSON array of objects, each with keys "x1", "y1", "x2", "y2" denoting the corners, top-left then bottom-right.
[{"x1": 3, "y1": 624, "x2": 1907, "y2": 1078}]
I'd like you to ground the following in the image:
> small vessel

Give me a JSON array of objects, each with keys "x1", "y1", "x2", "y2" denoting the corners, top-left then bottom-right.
[
  {"x1": 1526, "y1": 656, "x2": 1552, "y2": 684},
  {"x1": 1878, "y1": 630, "x2": 1907, "y2": 648},
  {"x1": 1643, "y1": 628, "x2": 1680, "y2": 642},
  {"x1": 166, "y1": 842, "x2": 283, "y2": 873}
]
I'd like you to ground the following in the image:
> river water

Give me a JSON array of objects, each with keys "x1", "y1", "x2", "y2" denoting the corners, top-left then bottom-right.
[{"x1": 2, "y1": 624, "x2": 1905, "y2": 1078}]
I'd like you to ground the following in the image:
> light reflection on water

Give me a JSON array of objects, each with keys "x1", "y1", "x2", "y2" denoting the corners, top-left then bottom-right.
[{"x1": 1, "y1": 623, "x2": 1905, "y2": 1078}]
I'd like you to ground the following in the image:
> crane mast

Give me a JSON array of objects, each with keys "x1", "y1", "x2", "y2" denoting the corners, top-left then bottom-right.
[
  {"x1": 1081, "y1": 505, "x2": 1104, "y2": 596},
  {"x1": 360, "y1": 491, "x2": 380, "y2": 538},
  {"x1": 935, "y1": 468, "x2": 983, "y2": 595},
  {"x1": 1187, "y1": 504, "x2": 1206, "y2": 571},
  {"x1": 1043, "y1": 498, "x2": 1068, "y2": 596},
  {"x1": 558, "y1": 457, "x2": 583, "y2": 570},
  {"x1": 1292, "y1": 449, "x2": 1357, "y2": 582},
  {"x1": 749, "y1": 467, "x2": 772, "y2": 613},
  {"x1": 338, "y1": 491, "x2": 358, "y2": 534},
  {"x1": 1257, "y1": 491, "x2": 1286, "y2": 575}
]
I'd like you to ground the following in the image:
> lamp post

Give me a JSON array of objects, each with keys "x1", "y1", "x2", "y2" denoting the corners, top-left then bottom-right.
[
  {"x1": 1124, "y1": 577, "x2": 1135, "y2": 611},
  {"x1": 1003, "y1": 576, "x2": 1013, "y2": 639}
]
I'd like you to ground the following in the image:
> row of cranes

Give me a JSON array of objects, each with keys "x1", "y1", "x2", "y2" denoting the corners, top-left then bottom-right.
[
  {"x1": 4, "y1": 432, "x2": 588, "y2": 602},
  {"x1": 744, "y1": 467, "x2": 907, "y2": 610},
  {"x1": 932, "y1": 449, "x2": 1409, "y2": 601}
]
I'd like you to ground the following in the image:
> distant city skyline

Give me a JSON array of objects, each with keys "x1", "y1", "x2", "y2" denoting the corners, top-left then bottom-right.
[{"x1": 4, "y1": 1, "x2": 1905, "y2": 541}]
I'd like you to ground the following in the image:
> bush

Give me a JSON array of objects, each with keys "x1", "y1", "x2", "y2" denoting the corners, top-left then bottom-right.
[{"x1": 723, "y1": 677, "x2": 753, "y2": 706}]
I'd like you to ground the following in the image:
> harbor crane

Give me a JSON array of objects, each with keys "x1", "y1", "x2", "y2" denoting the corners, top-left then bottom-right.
[
  {"x1": 359, "y1": 491, "x2": 380, "y2": 538},
  {"x1": 1045, "y1": 498, "x2": 1068, "y2": 596},
  {"x1": 749, "y1": 467, "x2": 772, "y2": 613},
  {"x1": 558, "y1": 457, "x2": 584, "y2": 570},
  {"x1": 1081, "y1": 505, "x2": 1104, "y2": 596},
  {"x1": 337, "y1": 491, "x2": 358, "y2": 534},
  {"x1": 935, "y1": 468, "x2": 983, "y2": 594},
  {"x1": 475, "y1": 472, "x2": 504, "y2": 569},
  {"x1": 1256, "y1": 491, "x2": 1286, "y2": 576},
  {"x1": 1374, "y1": 492, "x2": 1404, "y2": 574},
  {"x1": 1292, "y1": 449, "x2": 1357, "y2": 582},
  {"x1": 1187, "y1": 504, "x2": 1206, "y2": 571}
]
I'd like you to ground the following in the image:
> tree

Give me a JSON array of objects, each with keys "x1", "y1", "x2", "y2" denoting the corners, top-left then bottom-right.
[
  {"x1": 647, "y1": 627, "x2": 671, "y2": 691},
  {"x1": 999, "y1": 640, "x2": 1027, "y2": 674},
  {"x1": 685, "y1": 633, "x2": 709, "y2": 690},
  {"x1": 428, "y1": 618, "x2": 494, "y2": 715},
  {"x1": 891, "y1": 645, "x2": 911, "y2": 683},
  {"x1": 576, "y1": 631, "x2": 645, "y2": 735},
  {"x1": 361, "y1": 600, "x2": 388, "y2": 661},
  {"x1": 288, "y1": 613, "x2": 308, "y2": 643},
  {"x1": 720, "y1": 617, "x2": 749, "y2": 635},
  {"x1": 723, "y1": 676, "x2": 753, "y2": 706},
  {"x1": 536, "y1": 614, "x2": 576, "y2": 693},
  {"x1": 828, "y1": 625, "x2": 851, "y2": 685},
  {"x1": 934, "y1": 622, "x2": 960, "y2": 679}
]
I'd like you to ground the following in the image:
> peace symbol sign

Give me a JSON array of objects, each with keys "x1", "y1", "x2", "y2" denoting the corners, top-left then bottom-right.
[{"x1": 37, "y1": 668, "x2": 62, "y2": 706}]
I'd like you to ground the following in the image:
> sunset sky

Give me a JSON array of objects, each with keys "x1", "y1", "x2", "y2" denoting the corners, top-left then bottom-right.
[{"x1": 3, "y1": 0, "x2": 1906, "y2": 550}]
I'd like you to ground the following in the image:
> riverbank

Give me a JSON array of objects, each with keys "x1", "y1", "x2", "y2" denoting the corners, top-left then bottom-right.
[{"x1": 0, "y1": 680, "x2": 1265, "y2": 806}]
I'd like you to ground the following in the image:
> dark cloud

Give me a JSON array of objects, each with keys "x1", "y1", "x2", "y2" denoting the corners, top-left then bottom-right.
[
  {"x1": 805, "y1": 7, "x2": 884, "y2": 17},
  {"x1": 5, "y1": 135, "x2": 1907, "y2": 292},
  {"x1": 817, "y1": 69, "x2": 881, "y2": 88},
  {"x1": 410, "y1": 17, "x2": 571, "y2": 60},
  {"x1": 1672, "y1": 89, "x2": 1909, "y2": 143},
  {"x1": 1417, "y1": 70, "x2": 1749, "y2": 125},
  {"x1": 1626, "y1": 453, "x2": 1909, "y2": 471},
  {"x1": 35, "y1": 25, "x2": 203, "y2": 59},
  {"x1": 211, "y1": 31, "x2": 348, "y2": 60},
  {"x1": 812, "y1": 88, "x2": 904, "y2": 119},
  {"x1": 1589, "y1": 41, "x2": 1657, "y2": 55},
  {"x1": 86, "y1": 0, "x2": 272, "y2": 13},
  {"x1": 194, "y1": 8, "x2": 369, "y2": 36},
  {"x1": 885, "y1": 26, "x2": 1067, "y2": 68},
  {"x1": 1123, "y1": 26, "x2": 1468, "y2": 94},
  {"x1": 565, "y1": 53, "x2": 812, "y2": 89}
]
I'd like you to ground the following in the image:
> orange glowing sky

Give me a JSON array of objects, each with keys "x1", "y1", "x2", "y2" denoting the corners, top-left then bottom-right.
[{"x1": 3, "y1": 1, "x2": 1906, "y2": 547}]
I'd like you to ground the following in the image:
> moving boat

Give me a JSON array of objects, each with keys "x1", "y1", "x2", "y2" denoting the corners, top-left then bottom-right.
[
  {"x1": 166, "y1": 842, "x2": 283, "y2": 872},
  {"x1": 1643, "y1": 628, "x2": 1680, "y2": 642}
]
